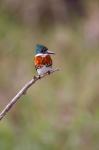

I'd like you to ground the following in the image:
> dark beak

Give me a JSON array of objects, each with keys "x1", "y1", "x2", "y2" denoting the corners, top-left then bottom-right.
[{"x1": 47, "y1": 50, "x2": 55, "y2": 54}]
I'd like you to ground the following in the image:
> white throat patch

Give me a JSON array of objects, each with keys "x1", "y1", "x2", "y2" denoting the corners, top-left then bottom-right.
[{"x1": 35, "y1": 53, "x2": 48, "y2": 57}]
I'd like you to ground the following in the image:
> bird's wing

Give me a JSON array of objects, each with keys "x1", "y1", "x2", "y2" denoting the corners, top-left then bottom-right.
[
  {"x1": 44, "y1": 55, "x2": 52, "y2": 66},
  {"x1": 34, "y1": 56, "x2": 43, "y2": 69}
]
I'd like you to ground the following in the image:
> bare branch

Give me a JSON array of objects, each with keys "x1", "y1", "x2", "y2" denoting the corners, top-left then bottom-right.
[{"x1": 0, "y1": 69, "x2": 59, "y2": 121}]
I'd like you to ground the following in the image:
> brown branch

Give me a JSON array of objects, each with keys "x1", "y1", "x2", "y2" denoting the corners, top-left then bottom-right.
[{"x1": 0, "y1": 69, "x2": 59, "y2": 121}]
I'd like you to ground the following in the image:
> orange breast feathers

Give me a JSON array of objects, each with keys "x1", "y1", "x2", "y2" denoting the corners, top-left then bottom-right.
[{"x1": 34, "y1": 55, "x2": 52, "y2": 68}]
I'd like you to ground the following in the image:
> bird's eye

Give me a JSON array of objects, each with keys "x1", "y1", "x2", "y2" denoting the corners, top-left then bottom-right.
[{"x1": 42, "y1": 47, "x2": 47, "y2": 53}]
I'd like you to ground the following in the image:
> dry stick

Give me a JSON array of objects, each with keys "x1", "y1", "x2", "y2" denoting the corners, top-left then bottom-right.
[{"x1": 0, "y1": 69, "x2": 59, "y2": 121}]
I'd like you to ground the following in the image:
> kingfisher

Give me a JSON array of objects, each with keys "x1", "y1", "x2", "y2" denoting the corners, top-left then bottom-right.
[{"x1": 34, "y1": 44, "x2": 55, "y2": 76}]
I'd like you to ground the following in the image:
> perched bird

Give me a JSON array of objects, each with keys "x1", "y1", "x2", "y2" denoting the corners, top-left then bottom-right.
[{"x1": 34, "y1": 44, "x2": 55, "y2": 76}]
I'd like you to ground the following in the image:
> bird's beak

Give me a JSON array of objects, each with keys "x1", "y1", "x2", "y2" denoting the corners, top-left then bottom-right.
[{"x1": 47, "y1": 50, "x2": 55, "y2": 54}]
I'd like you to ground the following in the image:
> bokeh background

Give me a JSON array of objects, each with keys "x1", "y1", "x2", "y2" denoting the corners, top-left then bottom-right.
[{"x1": 0, "y1": 0, "x2": 99, "y2": 150}]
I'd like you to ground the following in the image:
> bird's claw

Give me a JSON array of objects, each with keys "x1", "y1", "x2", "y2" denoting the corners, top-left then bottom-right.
[
  {"x1": 38, "y1": 75, "x2": 41, "y2": 79},
  {"x1": 33, "y1": 75, "x2": 37, "y2": 80},
  {"x1": 47, "y1": 71, "x2": 51, "y2": 75}
]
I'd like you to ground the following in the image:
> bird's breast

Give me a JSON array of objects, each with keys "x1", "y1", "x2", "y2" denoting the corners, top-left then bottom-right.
[{"x1": 34, "y1": 54, "x2": 52, "y2": 67}]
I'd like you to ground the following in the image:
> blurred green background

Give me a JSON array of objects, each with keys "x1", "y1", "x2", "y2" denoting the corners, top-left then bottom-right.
[{"x1": 0, "y1": 0, "x2": 99, "y2": 150}]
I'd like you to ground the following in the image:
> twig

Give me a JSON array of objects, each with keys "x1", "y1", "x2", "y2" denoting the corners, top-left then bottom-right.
[{"x1": 0, "y1": 69, "x2": 59, "y2": 121}]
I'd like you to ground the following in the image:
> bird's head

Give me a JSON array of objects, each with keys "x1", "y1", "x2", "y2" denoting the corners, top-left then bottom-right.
[{"x1": 35, "y1": 44, "x2": 55, "y2": 55}]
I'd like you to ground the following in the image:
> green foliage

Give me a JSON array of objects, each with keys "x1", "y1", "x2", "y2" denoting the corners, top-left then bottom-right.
[{"x1": 0, "y1": 121, "x2": 14, "y2": 150}]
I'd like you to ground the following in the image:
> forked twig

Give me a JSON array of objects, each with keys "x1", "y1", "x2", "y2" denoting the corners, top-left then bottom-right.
[{"x1": 0, "y1": 69, "x2": 59, "y2": 121}]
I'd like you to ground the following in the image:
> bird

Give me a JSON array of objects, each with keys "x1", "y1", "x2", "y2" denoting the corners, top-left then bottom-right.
[{"x1": 34, "y1": 44, "x2": 55, "y2": 76}]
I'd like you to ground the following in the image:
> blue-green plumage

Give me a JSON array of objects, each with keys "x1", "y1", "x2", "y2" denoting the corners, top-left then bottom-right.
[{"x1": 35, "y1": 44, "x2": 48, "y2": 54}]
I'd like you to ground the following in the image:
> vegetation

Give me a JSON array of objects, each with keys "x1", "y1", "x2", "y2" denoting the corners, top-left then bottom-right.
[{"x1": 0, "y1": 0, "x2": 99, "y2": 150}]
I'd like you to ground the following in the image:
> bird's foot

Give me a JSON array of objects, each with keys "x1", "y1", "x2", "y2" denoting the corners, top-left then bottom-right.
[
  {"x1": 38, "y1": 75, "x2": 41, "y2": 79},
  {"x1": 47, "y1": 71, "x2": 51, "y2": 75},
  {"x1": 33, "y1": 75, "x2": 37, "y2": 80}
]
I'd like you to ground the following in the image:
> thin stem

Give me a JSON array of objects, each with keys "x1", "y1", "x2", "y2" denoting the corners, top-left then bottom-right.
[{"x1": 0, "y1": 69, "x2": 59, "y2": 121}]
